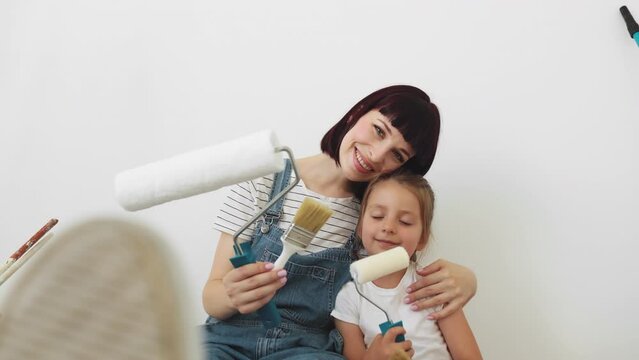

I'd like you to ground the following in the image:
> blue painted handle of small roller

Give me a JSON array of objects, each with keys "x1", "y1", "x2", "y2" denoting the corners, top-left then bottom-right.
[
  {"x1": 379, "y1": 320, "x2": 405, "y2": 342},
  {"x1": 229, "y1": 242, "x2": 281, "y2": 329}
]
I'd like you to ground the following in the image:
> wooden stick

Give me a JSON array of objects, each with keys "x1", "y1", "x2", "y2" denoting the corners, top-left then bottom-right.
[
  {"x1": 0, "y1": 219, "x2": 58, "y2": 277},
  {"x1": 0, "y1": 232, "x2": 53, "y2": 286},
  {"x1": 9, "y1": 219, "x2": 58, "y2": 261}
]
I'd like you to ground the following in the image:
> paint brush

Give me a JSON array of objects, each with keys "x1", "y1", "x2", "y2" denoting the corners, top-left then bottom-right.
[{"x1": 273, "y1": 197, "x2": 333, "y2": 269}]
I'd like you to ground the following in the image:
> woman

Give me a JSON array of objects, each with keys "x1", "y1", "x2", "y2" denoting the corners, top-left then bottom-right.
[{"x1": 202, "y1": 85, "x2": 477, "y2": 359}]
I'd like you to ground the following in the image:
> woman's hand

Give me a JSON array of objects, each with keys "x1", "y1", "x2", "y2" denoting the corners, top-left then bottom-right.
[
  {"x1": 203, "y1": 233, "x2": 288, "y2": 319},
  {"x1": 363, "y1": 327, "x2": 413, "y2": 360},
  {"x1": 405, "y1": 259, "x2": 477, "y2": 320},
  {"x1": 222, "y1": 262, "x2": 287, "y2": 314}
]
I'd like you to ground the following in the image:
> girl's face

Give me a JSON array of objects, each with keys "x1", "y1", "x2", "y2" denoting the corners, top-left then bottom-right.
[
  {"x1": 339, "y1": 110, "x2": 415, "y2": 182},
  {"x1": 359, "y1": 179, "x2": 426, "y2": 257}
]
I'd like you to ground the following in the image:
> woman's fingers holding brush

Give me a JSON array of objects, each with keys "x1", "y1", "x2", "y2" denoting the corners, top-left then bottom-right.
[{"x1": 222, "y1": 262, "x2": 287, "y2": 314}]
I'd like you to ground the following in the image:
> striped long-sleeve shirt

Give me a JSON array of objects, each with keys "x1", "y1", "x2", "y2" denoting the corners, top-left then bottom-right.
[{"x1": 213, "y1": 172, "x2": 361, "y2": 254}]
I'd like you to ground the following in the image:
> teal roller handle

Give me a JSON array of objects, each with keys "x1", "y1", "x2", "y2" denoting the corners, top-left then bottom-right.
[
  {"x1": 620, "y1": 6, "x2": 639, "y2": 47},
  {"x1": 379, "y1": 320, "x2": 405, "y2": 342},
  {"x1": 229, "y1": 242, "x2": 281, "y2": 329}
]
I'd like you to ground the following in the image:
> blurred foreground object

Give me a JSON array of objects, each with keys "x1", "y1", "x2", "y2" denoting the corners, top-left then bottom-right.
[
  {"x1": 0, "y1": 219, "x2": 58, "y2": 286},
  {"x1": 0, "y1": 218, "x2": 202, "y2": 360}
]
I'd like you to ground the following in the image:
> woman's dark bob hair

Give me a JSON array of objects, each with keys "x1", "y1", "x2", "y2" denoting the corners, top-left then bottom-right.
[{"x1": 320, "y1": 85, "x2": 440, "y2": 177}]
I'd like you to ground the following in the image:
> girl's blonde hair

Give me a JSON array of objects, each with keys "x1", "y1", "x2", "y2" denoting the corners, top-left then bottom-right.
[{"x1": 353, "y1": 171, "x2": 435, "y2": 260}]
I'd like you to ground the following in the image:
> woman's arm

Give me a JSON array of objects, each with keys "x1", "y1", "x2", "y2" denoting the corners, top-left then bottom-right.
[
  {"x1": 405, "y1": 259, "x2": 477, "y2": 320},
  {"x1": 202, "y1": 232, "x2": 287, "y2": 319},
  {"x1": 437, "y1": 309, "x2": 482, "y2": 360},
  {"x1": 334, "y1": 320, "x2": 413, "y2": 360}
]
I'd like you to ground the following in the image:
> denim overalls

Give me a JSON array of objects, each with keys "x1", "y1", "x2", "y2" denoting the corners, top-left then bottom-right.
[{"x1": 203, "y1": 160, "x2": 355, "y2": 360}]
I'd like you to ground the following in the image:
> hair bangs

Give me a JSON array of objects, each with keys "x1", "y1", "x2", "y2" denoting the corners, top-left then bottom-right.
[{"x1": 377, "y1": 95, "x2": 440, "y2": 175}]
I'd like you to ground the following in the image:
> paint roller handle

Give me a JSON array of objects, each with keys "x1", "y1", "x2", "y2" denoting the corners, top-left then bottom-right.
[
  {"x1": 228, "y1": 242, "x2": 281, "y2": 329},
  {"x1": 379, "y1": 320, "x2": 405, "y2": 343},
  {"x1": 621, "y1": 6, "x2": 639, "y2": 37}
]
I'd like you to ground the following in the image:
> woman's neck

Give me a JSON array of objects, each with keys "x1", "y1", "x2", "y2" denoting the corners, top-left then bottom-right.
[
  {"x1": 372, "y1": 269, "x2": 407, "y2": 289},
  {"x1": 297, "y1": 154, "x2": 353, "y2": 198}
]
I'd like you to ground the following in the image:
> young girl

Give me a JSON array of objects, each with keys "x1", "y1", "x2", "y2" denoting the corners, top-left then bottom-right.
[
  {"x1": 202, "y1": 85, "x2": 478, "y2": 359},
  {"x1": 332, "y1": 173, "x2": 482, "y2": 360}
]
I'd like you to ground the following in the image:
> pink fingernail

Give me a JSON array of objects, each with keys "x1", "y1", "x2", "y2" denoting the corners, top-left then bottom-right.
[
  {"x1": 264, "y1": 263, "x2": 274, "y2": 270},
  {"x1": 410, "y1": 304, "x2": 418, "y2": 311},
  {"x1": 403, "y1": 297, "x2": 411, "y2": 304},
  {"x1": 277, "y1": 270, "x2": 287, "y2": 277},
  {"x1": 405, "y1": 287, "x2": 412, "y2": 293},
  {"x1": 280, "y1": 277, "x2": 287, "y2": 284},
  {"x1": 427, "y1": 315, "x2": 435, "y2": 320}
]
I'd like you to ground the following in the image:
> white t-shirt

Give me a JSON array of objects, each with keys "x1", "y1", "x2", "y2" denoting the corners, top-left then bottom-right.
[
  {"x1": 213, "y1": 172, "x2": 361, "y2": 254},
  {"x1": 331, "y1": 263, "x2": 452, "y2": 360}
]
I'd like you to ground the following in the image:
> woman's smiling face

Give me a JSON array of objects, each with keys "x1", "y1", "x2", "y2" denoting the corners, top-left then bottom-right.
[{"x1": 338, "y1": 110, "x2": 415, "y2": 182}]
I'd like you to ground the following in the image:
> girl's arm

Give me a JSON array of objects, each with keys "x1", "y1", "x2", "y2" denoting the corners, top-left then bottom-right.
[
  {"x1": 437, "y1": 309, "x2": 482, "y2": 360},
  {"x1": 335, "y1": 319, "x2": 367, "y2": 360},
  {"x1": 335, "y1": 319, "x2": 413, "y2": 360},
  {"x1": 202, "y1": 232, "x2": 287, "y2": 319},
  {"x1": 406, "y1": 259, "x2": 477, "y2": 319}
]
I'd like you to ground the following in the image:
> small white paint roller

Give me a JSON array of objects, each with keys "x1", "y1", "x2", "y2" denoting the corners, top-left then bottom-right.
[
  {"x1": 350, "y1": 247, "x2": 410, "y2": 284},
  {"x1": 115, "y1": 129, "x2": 285, "y2": 211}
]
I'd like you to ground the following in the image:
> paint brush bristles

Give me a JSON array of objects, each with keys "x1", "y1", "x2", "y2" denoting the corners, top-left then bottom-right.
[
  {"x1": 292, "y1": 197, "x2": 333, "y2": 234},
  {"x1": 273, "y1": 198, "x2": 333, "y2": 269}
]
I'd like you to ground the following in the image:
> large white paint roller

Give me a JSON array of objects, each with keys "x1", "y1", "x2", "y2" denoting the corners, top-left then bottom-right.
[
  {"x1": 114, "y1": 129, "x2": 285, "y2": 211},
  {"x1": 115, "y1": 129, "x2": 297, "y2": 328},
  {"x1": 350, "y1": 246, "x2": 410, "y2": 284}
]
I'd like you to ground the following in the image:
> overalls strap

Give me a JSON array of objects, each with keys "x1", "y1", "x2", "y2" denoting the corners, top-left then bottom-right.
[{"x1": 259, "y1": 159, "x2": 292, "y2": 234}]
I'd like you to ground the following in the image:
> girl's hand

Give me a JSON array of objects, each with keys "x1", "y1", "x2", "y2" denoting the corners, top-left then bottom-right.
[
  {"x1": 222, "y1": 262, "x2": 287, "y2": 314},
  {"x1": 364, "y1": 327, "x2": 413, "y2": 360},
  {"x1": 405, "y1": 259, "x2": 477, "y2": 320}
]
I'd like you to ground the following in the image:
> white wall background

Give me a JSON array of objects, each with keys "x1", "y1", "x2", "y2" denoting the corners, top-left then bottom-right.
[{"x1": 1, "y1": 1, "x2": 638, "y2": 358}]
